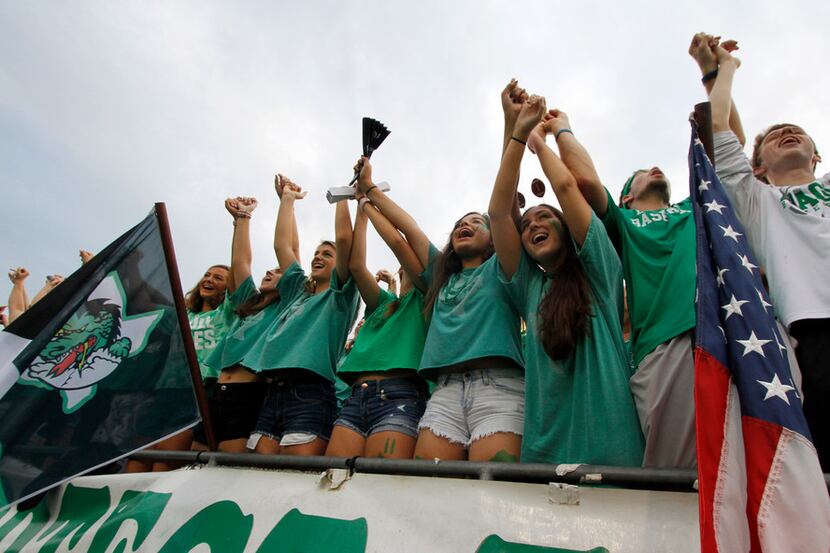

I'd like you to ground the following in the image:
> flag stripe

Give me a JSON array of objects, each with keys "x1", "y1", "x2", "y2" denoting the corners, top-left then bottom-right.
[{"x1": 741, "y1": 418, "x2": 782, "y2": 553}]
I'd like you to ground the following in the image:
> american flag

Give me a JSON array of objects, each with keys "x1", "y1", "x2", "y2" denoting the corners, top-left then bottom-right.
[{"x1": 690, "y1": 124, "x2": 830, "y2": 552}]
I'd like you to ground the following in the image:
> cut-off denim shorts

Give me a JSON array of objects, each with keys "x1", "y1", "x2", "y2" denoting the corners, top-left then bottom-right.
[
  {"x1": 250, "y1": 373, "x2": 336, "y2": 447},
  {"x1": 418, "y1": 367, "x2": 524, "y2": 447},
  {"x1": 334, "y1": 377, "x2": 427, "y2": 438}
]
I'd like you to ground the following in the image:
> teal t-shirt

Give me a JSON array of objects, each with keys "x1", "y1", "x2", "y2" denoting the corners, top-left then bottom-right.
[
  {"x1": 187, "y1": 295, "x2": 235, "y2": 381},
  {"x1": 419, "y1": 245, "x2": 524, "y2": 380},
  {"x1": 245, "y1": 262, "x2": 360, "y2": 382},
  {"x1": 601, "y1": 190, "x2": 696, "y2": 366},
  {"x1": 338, "y1": 288, "x2": 427, "y2": 376},
  {"x1": 205, "y1": 276, "x2": 285, "y2": 372},
  {"x1": 500, "y1": 214, "x2": 644, "y2": 466}
]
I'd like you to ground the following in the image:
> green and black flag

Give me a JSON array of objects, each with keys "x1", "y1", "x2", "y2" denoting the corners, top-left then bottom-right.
[{"x1": 0, "y1": 207, "x2": 200, "y2": 508}]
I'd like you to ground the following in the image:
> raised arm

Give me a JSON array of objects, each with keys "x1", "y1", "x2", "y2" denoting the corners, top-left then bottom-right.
[
  {"x1": 30, "y1": 275, "x2": 63, "y2": 308},
  {"x1": 708, "y1": 41, "x2": 741, "y2": 135},
  {"x1": 354, "y1": 158, "x2": 432, "y2": 268},
  {"x1": 363, "y1": 200, "x2": 426, "y2": 291},
  {"x1": 275, "y1": 183, "x2": 306, "y2": 271},
  {"x1": 334, "y1": 195, "x2": 353, "y2": 284},
  {"x1": 348, "y1": 204, "x2": 382, "y2": 311},
  {"x1": 274, "y1": 174, "x2": 301, "y2": 263},
  {"x1": 7, "y1": 268, "x2": 30, "y2": 323},
  {"x1": 542, "y1": 109, "x2": 608, "y2": 217},
  {"x1": 501, "y1": 79, "x2": 528, "y2": 225},
  {"x1": 225, "y1": 196, "x2": 257, "y2": 293},
  {"x1": 489, "y1": 95, "x2": 546, "y2": 278},
  {"x1": 530, "y1": 120, "x2": 592, "y2": 247},
  {"x1": 689, "y1": 33, "x2": 745, "y2": 144}
]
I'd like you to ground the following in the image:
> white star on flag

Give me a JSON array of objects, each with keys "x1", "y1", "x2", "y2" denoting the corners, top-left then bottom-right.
[
  {"x1": 716, "y1": 267, "x2": 729, "y2": 286},
  {"x1": 704, "y1": 199, "x2": 726, "y2": 214},
  {"x1": 755, "y1": 288, "x2": 772, "y2": 311},
  {"x1": 737, "y1": 331, "x2": 771, "y2": 357},
  {"x1": 699, "y1": 179, "x2": 710, "y2": 192},
  {"x1": 757, "y1": 373, "x2": 795, "y2": 404},
  {"x1": 720, "y1": 225, "x2": 743, "y2": 242},
  {"x1": 722, "y1": 294, "x2": 749, "y2": 319},
  {"x1": 738, "y1": 254, "x2": 758, "y2": 274}
]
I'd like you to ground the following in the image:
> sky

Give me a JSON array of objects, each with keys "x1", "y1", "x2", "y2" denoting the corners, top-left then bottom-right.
[{"x1": 2, "y1": 1, "x2": 829, "y2": 306}]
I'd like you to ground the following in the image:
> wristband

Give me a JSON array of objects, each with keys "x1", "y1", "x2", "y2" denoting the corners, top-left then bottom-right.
[
  {"x1": 554, "y1": 128, "x2": 574, "y2": 139},
  {"x1": 365, "y1": 185, "x2": 378, "y2": 196},
  {"x1": 511, "y1": 136, "x2": 527, "y2": 146},
  {"x1": 701, "y1": 68, "x2": 718, "y2": 84},
  {"x1": 358, "y1": 197, "x2": 371, "y2": 211}
]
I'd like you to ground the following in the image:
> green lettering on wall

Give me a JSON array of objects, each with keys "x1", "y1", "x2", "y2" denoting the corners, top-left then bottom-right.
[
  {"x1": 0, "y1": 499, "x2": 51, "y2": 552},
  {"x1": 257, "y1": 508, "x2": 367, "y2": 552},
  {"x1": 475, "y1": 534, "x2": 610, "y2": 553},
  {"x1": 157, "y1": 500, "x2": 253, "y2": 553},
  {"x1": 87, "y1": 489, "x2": 171, "y2": 553}
]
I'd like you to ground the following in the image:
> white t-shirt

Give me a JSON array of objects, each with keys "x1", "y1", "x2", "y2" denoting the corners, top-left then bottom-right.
[{"x1": 713, "y1": 131, "x2": 830, "y2": 328}]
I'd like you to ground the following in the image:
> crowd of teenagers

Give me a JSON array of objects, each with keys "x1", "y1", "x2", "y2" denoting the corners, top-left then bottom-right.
[{"x1": 6, "y1": 34, "x2": 828, "y2": 474}]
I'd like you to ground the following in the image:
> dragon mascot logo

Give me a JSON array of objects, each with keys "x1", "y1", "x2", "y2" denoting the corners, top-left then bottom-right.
[{"x1": 19, "y1": 272, "x2": 162, "y2": 413}]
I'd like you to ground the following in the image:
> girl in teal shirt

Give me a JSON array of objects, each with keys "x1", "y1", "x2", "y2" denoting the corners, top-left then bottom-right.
[
  {"x1": 489, "y1": 90, "x2": 643, "y2": 466},
  {"x1": 325, "y1": 158, "x2": 429, "y2": 459},
  {"x1": 355, "y1": 158, "x2": 525, "y2": 463}
]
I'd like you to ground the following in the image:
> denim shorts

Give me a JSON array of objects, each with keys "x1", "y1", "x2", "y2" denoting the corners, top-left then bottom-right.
[
  {"x1": 334, "y1": 377, "x2": 427, "y2": 438},
  {"x1": 251, "y1": 374, "x2": 336, "y2": 445},
  {"x1": 418, "y1": 368, "x2": 524, "y2": 447}
]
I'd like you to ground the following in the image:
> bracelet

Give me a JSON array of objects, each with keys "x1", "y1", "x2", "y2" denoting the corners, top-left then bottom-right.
[
  {"x1": 511, "y1": 136, "x2": 527, "y2": 146},
  {"x1": 554, "y1": 128, "x2": 574, "y2": 139},
  {"x1": 365, "y1": 185, "x2": 378, "y2": 196},
  {"x1": 701, "y1": 68, "x2": 718, "y2": 84},
  {"x1": 358, "y1": 197, "x2": 371, "y2": 211}
]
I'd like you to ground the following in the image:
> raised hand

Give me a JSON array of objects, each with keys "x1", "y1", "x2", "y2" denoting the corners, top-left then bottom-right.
[
  {"x1": 375, "y1": 269, "x2": 394, "y2": 285},
  {"x1": 236, "y1": 196, "x2": 258, "y2": 217},
  {"x1": 514, "y1": 95, "x2": 547, "y2": 140},
  {"x1": 542, "y1": 109, "x2": 571, "y2": 135},
  {"x1": 8, "y1": 267, "x2": 29, "y2": 284},
  {"x1": 689, "y1": 32, "x2": 719, "y2": 74},
  {"x1": 501, "y1": 79, "x2": 528, "y2": 127},
  {"x1": 715, "y1": 39, "x2": 740, "y2": 68},
  {"x1": 46, "y1": 275, "x2": 64, "y2": 288},
  {"x1": 356, "y1": 157, "x2": 374, "y2": 194},
  {"x1": 225, "y1": 197, "x2": 249, "y2": 219},
  {"x1": 79, "y1": 250, "x2": 94, "y2": 264}
]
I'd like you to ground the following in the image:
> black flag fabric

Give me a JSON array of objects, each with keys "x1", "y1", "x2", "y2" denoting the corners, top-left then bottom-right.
[{"x1": 0, "y1": 208, "x2": 199, "y2": 507}]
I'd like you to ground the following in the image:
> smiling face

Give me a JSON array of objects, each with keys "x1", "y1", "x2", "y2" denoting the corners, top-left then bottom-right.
[
  {"x1": 198, "y1": 266, "x2": 229, "y2": 304},
  {"x1": 260, "y1": 267, "x2": 283, "y2": 290},
  {"x1": 310, "y1": 242, "x2": 337, "y2": 282},
  {"x1": 753, "y1": 124, "x2": 820, "y2": 181},
  {"x1": 450, "y1": 213, "x2": 492, "y2": 259},
  {"x1": 520, "y1": 205, "x2": 565, "y2": 267}
]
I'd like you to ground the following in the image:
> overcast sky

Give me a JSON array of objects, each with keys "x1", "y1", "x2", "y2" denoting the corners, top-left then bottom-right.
[{"x1": 2, "y1": 1, "x2": 829, "y2": 306}]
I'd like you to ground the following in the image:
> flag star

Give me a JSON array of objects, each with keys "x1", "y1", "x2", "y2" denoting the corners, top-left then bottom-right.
[
  {"x1": 755, "y1": 288, "x2": 772, "y2": 311},
  {"x1": 704, "y1": 199, "x2": 726, "y2": 214},
  {"x1": 738, "y1": 254, "x2": 758, "y2": 274},
  {"x1": 716, "y1": 267, "x2": 729, "y2": 287},
  {"x1": 737, "y1": 331, "x2": 771, "y2": 357},
  {"x1": 774, "y1": 332, "x2": 788, "y2": 354},
  {"x1": 757, "y1": 374, "x2": 795, "y2": 404},
  {"x1": 720, "y1": 225, "x2": 743, "y2": 242},
  {"x1": 699, "y1": 179, "x2": 710, "y2": 192},
  {"x1": 721, "y1": 294, "x2": 749, "y2": 319}
]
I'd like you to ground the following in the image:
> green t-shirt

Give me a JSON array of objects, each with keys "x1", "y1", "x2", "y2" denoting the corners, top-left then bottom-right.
[
  {"x1": 419, "y1": 245, "x2": 524, "y2": 380},
  {"x1": 187, "y1": 295, "x2": 235, "y2": 381},
  {"x1": 500, "y1": 214, "x2": 644, "y2": 466},
  {"x1": 244, "y1": 262, "x2": 360, "y2": 382},
  {"x1": 601, "y1": 190, "x2": 696, "y2": 365},
  {"x1": 204, "y1": 276, "x2": 285, "y2": 372},
  {"x1": 338, "y1": 288, "x2": 428, "y2": 377}
]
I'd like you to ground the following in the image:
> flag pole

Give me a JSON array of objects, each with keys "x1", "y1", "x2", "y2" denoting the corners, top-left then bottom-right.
[
  {"x1": 154, "y1": 202, "x2": 218, "y2": 451},
  {"x1": 693, "y1": 102, "x2": 716, "y2": 169}
]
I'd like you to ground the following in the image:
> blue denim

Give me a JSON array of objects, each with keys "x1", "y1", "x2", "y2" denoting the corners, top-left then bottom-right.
[
  {"x1": 253, "y1": 375, "x2": 336, "y2": 441},
  {"x1": 334, "y1": 377, "x2": 427, "y2": 438}
]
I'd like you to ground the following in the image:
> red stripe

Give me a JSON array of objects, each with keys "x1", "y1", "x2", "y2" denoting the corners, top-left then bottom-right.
[
  {"x1": 741, "y1": 417, "x2": 782, "y2": 553},
  {"x1": 695, "y1": 348, "x2": 731, "y2": 553}
]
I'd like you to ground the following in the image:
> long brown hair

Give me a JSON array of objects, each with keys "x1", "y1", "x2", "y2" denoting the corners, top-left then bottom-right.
[
  {"x1": 185, "y1": 264, "x2": 230, "y2": 313},
  {"x1": 422, "y1": 212, "x2": 494, "y2": 317},
  {"x1": 529, "y1": 206, "x2": 593, "y2": 360},
  {"x1": 236, "y1": 290, "x2": 280, "y2": 318}
]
